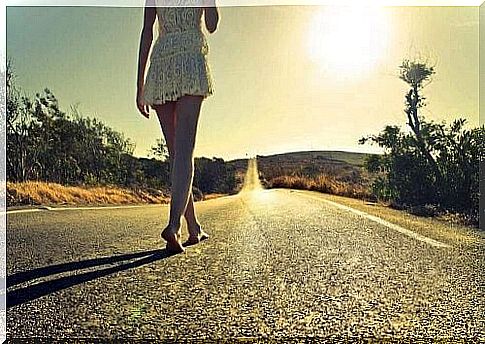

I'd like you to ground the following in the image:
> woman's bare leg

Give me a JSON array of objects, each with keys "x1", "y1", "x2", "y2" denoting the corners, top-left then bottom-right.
[
  {"x1": 161, "y1": 95, "x2": 203, "y2": 252},
  {"x1": 153, "y1": 101, "x2": 182, "y2": 251},
  {"x1": 154, "y1": 102, "x2": 203, "y2": 238}
]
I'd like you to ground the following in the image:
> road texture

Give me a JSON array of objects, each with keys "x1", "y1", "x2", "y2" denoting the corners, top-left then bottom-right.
[{"x1": 6, "y1": 158, "x2": 485, "y2": 340}]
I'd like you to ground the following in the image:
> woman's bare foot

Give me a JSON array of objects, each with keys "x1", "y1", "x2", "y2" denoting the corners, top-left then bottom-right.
[
  {"x1": 183, "y1": 223, "x2": 209, "y2": 247},
  {"x1": 161, "y1": 225, "x2": 185, "y2": 254}
]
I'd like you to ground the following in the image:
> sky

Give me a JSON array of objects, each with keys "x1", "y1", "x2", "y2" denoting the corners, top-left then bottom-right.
[{"x1": 6, "y1": 5, "x2": 480, "y2": 161}]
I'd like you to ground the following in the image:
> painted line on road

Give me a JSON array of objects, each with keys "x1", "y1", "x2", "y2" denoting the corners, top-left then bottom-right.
[
  {"x1": 4, "y1": 208, "x2": 44, "y2": 215},
  {"x1": 4, "y1": 204, "x2": 152, "y2": 215},
  {"x1": 292, "y1": 191, "x2": 451, "y2": 249}
]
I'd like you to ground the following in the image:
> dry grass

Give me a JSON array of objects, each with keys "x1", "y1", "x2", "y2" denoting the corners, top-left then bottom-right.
[
  {"x1": 203, "y1": 193, "x2": 229, "y2": 201},
  {"x1": 7, "y1": 181, "x2": 171, "y2": 207},
  {"x1": 268, "y1": 174, "x2": 372, "y2": 201}
]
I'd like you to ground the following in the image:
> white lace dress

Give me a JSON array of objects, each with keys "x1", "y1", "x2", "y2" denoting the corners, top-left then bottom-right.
[{"x1": 143, "y1": 6, "x2": 214, "y2": 105}]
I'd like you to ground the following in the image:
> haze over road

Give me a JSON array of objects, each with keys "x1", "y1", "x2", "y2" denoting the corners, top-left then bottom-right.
[{"x1": 6, "y1": 159, "x2": 484, "y2": 339}]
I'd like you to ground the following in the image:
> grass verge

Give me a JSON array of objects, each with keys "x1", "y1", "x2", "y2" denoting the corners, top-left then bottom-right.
[
  {"x1": 267, "y1": 175, "x2": 373, "y2": 201},
  {"x1": 289, "y1": 189, "x2": 483, "y2": 246},
  {"x1": 7, "y1": 181, "x2": 172, "y2": 207},
  {"x1": 267, "y1": 174, "x2": 479, "y2": 229}
]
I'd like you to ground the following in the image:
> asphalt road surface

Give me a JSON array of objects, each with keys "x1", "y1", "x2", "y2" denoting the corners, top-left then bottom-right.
[{"x1": 6, "y1": 159, "x2": 485, "y2": 340}]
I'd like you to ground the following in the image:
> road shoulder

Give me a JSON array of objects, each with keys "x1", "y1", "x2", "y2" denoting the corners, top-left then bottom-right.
[{"x1": 287, "y1": 189, "x2": 484, "y2": 247}]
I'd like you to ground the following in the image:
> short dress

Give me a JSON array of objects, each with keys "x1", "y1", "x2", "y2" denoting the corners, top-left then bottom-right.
[{"x1": 143, "y1": 6, "x2": 214, "y2": 105}]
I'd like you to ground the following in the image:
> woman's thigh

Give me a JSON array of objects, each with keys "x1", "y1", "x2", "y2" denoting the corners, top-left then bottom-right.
[
  {"x1": 174, "y1": 95, "x2": 203, "y2": 147},
  {"x1": 152, "y1": 102, "x2": 176, "y2": 152}
]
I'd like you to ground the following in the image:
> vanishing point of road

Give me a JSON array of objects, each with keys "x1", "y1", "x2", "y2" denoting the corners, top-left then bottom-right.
[{"x1": 6, "y1": 159, "x2": 485, "y2": 340}]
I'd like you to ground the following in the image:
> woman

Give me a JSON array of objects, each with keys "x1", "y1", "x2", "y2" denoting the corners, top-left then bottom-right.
[{"x1": 136, "y1": 0, "x2": 219, "y2": 253}]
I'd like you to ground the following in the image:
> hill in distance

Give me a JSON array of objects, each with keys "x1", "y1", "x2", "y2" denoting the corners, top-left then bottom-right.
[
  {"x1": 258, "y1": 150, "x2": 372, "y2": 167},
  {"x1": 228, "y1": 150, "x2": 374, "y2": 170},
  {"x1": 227, "y1": 150, "x2": 377, "y2": 191}
]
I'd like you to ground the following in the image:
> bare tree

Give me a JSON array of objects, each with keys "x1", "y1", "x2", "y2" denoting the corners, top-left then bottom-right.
[{"x1": 399, "y1": 59, "x2": 441, "y2": 182}]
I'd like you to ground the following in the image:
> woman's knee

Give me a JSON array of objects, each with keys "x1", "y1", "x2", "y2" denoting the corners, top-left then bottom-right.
[
  {"x1": 176, "y1": 95, "x2": 203, "y2": 118},
  {"x1": 173, "y1": 144, "x2": 195, "y2": 162}
]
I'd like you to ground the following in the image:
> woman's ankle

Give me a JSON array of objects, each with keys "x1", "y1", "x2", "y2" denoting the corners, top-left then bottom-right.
[
  {"x1": 166, "y1": 220, "x2": 181, "y2": 233},
  {"x1": 186, "y1": 220, "x2": 201, "y2": 233}
]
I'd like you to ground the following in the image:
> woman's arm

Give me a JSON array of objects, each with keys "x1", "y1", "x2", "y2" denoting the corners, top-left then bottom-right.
[
  {"x1": 137, "y1": 3, "x2": 156, "y2": 91},
  {"x1": 204, "y1": 1, "x2": 219, "y2": 34},
  {"x1": 136, "y1": 2, "x2": 156, "y2": 117}
]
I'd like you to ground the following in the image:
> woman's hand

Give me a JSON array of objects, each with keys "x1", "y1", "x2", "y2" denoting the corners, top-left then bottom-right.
[
  {"x1": 202, "y1": 0, "x2": 216, "y2": 6},
  {"x1": 137, "y1": 87, "x2": 150, "y2": 119},
  {"x1": 204, "y1": 4, "x2": 219, "y2": 33}
]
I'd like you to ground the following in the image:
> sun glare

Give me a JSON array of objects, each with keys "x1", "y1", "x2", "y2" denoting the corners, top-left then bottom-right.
[{"x1": 307, "y1": 6, "x2": 390, "y2": 79}]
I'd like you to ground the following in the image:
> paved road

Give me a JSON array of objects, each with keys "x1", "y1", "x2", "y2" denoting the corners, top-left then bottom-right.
[{"x1": 6, "y1": 159, "x2": 485, "y2": 340}]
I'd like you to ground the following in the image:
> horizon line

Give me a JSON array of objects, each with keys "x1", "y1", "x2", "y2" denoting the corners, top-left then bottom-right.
[
  {"x1": 4, "y1": 0, "x2": 483, "y2": 6},
  {"x1": 133, "y1": 148, "x2": 382, "y2": 162}
]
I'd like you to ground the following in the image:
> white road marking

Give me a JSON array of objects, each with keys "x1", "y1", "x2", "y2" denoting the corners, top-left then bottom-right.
[
  {"x1": 4, "y1": 208, "x2": 44, "y2": 215},
  {"x1": 292, "y1": 190, "x2": 451, "y2": 249},
  {"x1": 4, "y1": 195, "x2": 232, "y2": 216},
  {"x1": 4, "y1": 186, "x2": 451, "y2": 249},
  {"x1": 4, "y1": 204, "x2": 152, "y2": 215}
]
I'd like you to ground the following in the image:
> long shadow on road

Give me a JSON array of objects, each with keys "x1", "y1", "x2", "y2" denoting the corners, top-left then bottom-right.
[{"x1": 7, "y1": 249, "x2": 173, "y2": 308}]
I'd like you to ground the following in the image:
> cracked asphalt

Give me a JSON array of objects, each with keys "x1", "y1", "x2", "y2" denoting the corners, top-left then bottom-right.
[{"x1": 6, "y1": 159, "x2": 485, "y2": 340}]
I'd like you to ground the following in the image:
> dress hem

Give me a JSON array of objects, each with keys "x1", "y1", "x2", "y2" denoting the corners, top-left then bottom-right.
[{"x1": 144, "y1": 90, "x2": 213, "y2": 106}]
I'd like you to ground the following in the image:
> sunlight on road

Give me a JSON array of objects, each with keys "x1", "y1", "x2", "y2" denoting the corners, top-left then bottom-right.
[
  {"x1": 239, "y1": 158, "x2": 277, "y2": 204},
  {"x1": 238, "y1": 158, "x2": 452, "y2": 249},
  {"x1": 239, "y1": 158, "x2": 263, "y2": 193}
]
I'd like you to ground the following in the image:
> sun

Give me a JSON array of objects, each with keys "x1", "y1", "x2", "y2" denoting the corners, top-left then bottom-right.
[{"x1": 306, "y1": 6, "x2": 390, "y2": 79}]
